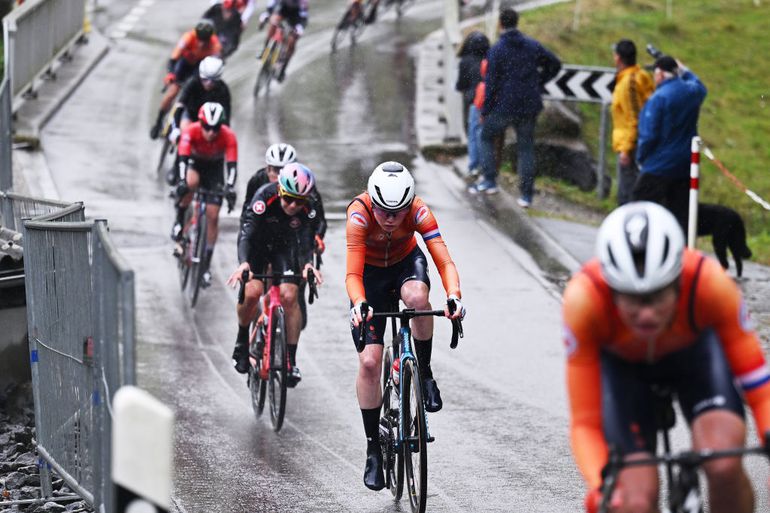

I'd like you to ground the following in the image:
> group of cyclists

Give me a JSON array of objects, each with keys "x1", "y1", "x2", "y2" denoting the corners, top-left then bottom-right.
[{"x1": 147, "y1": 2, "x2": 770, "y2": 509}]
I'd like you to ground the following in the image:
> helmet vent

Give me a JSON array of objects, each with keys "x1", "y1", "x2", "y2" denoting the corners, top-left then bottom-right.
[{"x1": 382, "y1": 163, "x2": 404, "y2": 173}]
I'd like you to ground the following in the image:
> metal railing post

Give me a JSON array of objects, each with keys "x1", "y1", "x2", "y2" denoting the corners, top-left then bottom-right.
[
  {"x1": 688, "y1": 136, "x2": 701, "y2": 248},
  {"x1": 597, "y1": 101, "x2": 610, "y2": 199},
  {"x1": 0, "y1": 78, "x2": 13, "y2": 203}
]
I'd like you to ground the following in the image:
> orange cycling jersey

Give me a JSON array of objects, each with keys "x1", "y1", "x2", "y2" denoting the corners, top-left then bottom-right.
[
  {"x1": 172, "y1": 31, "x2": 222, "y2": 64},
  {"x1": 562, "y1": 249, "x2": 770, "y2": 488},
  {"x1": 345, "y1": 193, "x2": 461, "y2": 305}
]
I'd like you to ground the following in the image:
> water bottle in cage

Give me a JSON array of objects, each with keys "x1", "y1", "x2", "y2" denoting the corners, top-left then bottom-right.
[{"x1": 392, "y1": 356, "x2": 400, "y2": 386}]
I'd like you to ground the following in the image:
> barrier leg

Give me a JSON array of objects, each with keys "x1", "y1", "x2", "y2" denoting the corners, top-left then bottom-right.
[{"x1": 687, "y1": 136, "x2": 701, "y2": 249}]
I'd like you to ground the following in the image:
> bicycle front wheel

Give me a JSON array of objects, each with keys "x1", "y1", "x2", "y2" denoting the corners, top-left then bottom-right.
[
  {"x1": 381, "y1": 346, "x2": 403, "y2": 500},
  {"x1": 188, "y1": 212, "x2": 207, "y2": 308},
  {"x1": 254, "y1": 43, "x2": 276, "y2": 96},
  {"x1": 402, "y1": 358, "x2": 427, "y2": 513},
  {"x1": 249, "y1": 324, "x2": 267, "y2": 418},
  {"x1": 269, "y1": 309, "x2": 288, "y2": 432},
  {"x1": 177, "y1": 206, "x2": 193, "y2": 291}
]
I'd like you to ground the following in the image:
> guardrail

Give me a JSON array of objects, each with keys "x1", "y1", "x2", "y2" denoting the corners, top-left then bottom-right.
[
  {"x1": 2, "y1": 0, "x2": 87, "y2": 112},
  {"x1": 16, "y1": 194, "x2": 135, "y2": 513}
]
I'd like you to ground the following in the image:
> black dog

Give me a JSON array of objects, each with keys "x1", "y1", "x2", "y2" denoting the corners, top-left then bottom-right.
[{"x1": 697, "y1": 203, "x2": 752, "y2": 277}]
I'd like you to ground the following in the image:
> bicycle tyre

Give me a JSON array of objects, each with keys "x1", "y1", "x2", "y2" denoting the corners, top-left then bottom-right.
[
  {"x1": 381, "y1": 346, "x2": 404, "y2": 500},
  {"x1": 402, "y1": 358, "x2": 427, "y2": 513},
  {"x1": 249, "y1": 324, "x2": 267, "y2": 418},
  {"x1": 177, "y1": 207, "x2": 193, "y2": 291},
  {"x1": 254, "y1": 43, "x2": 276, "y2": 96},
  {"x1": 156, "y1": 136, "x2": 172, "y2": 176},
  {"x1": 331, "y1": 12, "x2": 348, "y2": 52},
  {"x1": 188, "y1": 212, "x2": 207, "y2": 308},
  {"x1": 269, "y1": 308, "x2": 288, "y2": 432}
]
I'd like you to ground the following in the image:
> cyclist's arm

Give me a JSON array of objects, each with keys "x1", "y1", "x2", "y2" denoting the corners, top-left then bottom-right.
[
  {"x1": 240, "y1": 0, "x2": 256, "y2": 24},
  {"x1": 221, "y1": 85, "x2": 232, "y2": 126},
  {"x1": 563, "y1": 273, "x2": 609, "y2": 490},
  {"x1": 223, "y1": 129, "x2": 238, "y2": 187},
  {"x1": 412, "y1": 200, "x2": 461, "y2": 298},
  {"x1": 310, "y1": 188, "x2": 327, "y2": 239},
  {"x1": 211, "y1": 35, "x2": 223, "y2": 57},
  {"x1": 696, "y1": 258, "x2": 770, "y2": 440},
  {"x1": 345, "y1": 203, "x2": 370, "y2": 305},
  {"x1": 176, "y1": 130, "x2": 194, "y2": 181},
  {"x1": 170, "y1": 31, "x2": 193, "y2": 62},
  {"x1": 237, "y1": 196, "x2": 266, "y2": 265}
]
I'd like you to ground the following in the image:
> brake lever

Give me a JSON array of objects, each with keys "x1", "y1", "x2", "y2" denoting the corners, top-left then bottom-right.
[
  {"x1": 307, "y1": 269, "x2": 317, "y2": 305},
  {"x1": 447, "y1": 299, "x2": 463, "y2": 349},
  {"x1": 237, "y1": 269, "x2": 249, "y2": 305},
  {"x1": 356, "y1": 303, "x2": 369, "y2": 353}
]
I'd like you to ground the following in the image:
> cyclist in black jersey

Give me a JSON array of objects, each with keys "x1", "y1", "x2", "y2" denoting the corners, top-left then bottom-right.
[
  {"x1": 228, "y1": 164, "x2": 322, "y2": 384},
  {"x1": 203, "y1": 0, "x2": 243, "y2": 58},
  {"x1": 174, "y1": 57, "x2": 231, "y2": 137},
  {"x1": 258, "y1": 0, "x2": 308, "y2": 83}
]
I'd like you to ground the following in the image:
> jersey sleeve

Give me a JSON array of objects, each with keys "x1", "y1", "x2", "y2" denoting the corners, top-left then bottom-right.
[
  {"x1": 412, "y1": 199, "x2": 461, "y2": 298},
  {"x1": 225, "y1": 129, "x2": 238, "y2": 162},
  {"x1": 311, "y1": 188, "x2": 327, "y2": 239},
  {"x1": 345, "y1": 200, "x2": 370, "y2": 305},
  {"x1": 237, "y1": 192, "x2": 266, "y2": 264},
  {"x1": 562, "y1": 273, "x2": 608, "y2": 489},
  {"x1": 178, "y1": 128, "x2": 192, "y2": 157},
  {"x1": 695, "y1": 258, "x2": 770, "y2": 441}
]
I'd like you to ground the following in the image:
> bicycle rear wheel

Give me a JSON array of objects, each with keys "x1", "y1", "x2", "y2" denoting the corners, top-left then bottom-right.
[
  {"x1": 188, "y1": 212, "x2": 207, "y2": 308},
  {"x1": 254, "y1": 43, "x2": 277, "y2": 96},
  {"x1": 401, "y1": 358, "x2": 427, "y2": 513},
  {"x1": 331, "y1": 11, "x2": 349, "y2": 52},
  {"x1": 156, "y1": 137, "x2": 173, "y2": 176},
  {"x1": 177, "y1": 207, "x2": 193, "y2": 291},
  {"x1": 269, "y1": 309, "x2": 288, "y2": 432},
  {"x1": 381, "y1": 346, "x2": 403, "y2": 499},
  {"x1": 249, "y1": 324, "x2": 267, "y2": 418}
]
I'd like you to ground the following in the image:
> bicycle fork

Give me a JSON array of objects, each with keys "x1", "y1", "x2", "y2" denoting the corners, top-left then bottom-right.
[{"x1": 397, "y1": 331, "x2": 434, "y2": 453}]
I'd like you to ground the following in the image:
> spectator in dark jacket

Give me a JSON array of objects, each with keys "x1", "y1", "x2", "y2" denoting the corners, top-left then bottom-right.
[
  {"x1": 633, "y1": 55, "x2": 707, "y2": 229},
  {"x1": 455, "y1": 31, "x2": 490, "y2": 132},
  {"x1": 470, "y1": 8, "x2": 561, "y2": 203}
]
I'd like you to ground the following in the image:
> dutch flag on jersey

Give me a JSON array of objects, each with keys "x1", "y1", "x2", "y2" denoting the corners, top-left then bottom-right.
[
  {"x1": 422, "y1": 228, "x2": 440, "y2": 242},
  {"x1": 738, "y1": 364, "x2": 770, "y2": 391}
]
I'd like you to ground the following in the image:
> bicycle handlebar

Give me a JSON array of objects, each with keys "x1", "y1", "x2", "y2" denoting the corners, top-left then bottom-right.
[
  {"x1": 237, "y1": 269, "x2": 319, "y2": 305},
  {"x1": 356, "y1": 301, "x2": 463, "y2": 353}
]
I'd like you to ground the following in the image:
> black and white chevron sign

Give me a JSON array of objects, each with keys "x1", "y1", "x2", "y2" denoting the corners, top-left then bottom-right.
[{"x1": 542, "y1": 65, "x2": 615, "y2": 103}]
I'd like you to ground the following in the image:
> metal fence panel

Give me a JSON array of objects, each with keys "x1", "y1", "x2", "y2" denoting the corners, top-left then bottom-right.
[
  {"x1": 0, "y1": 191, "x2": 78, "y2": 231},
  {"x1": 3, "y1": 0, "x2": 86, "y2": 107},
  {"x1": 0, "y1": 78, "x2": 11, "y2": 201},
  {"x1": 23, "y1": 220, "x2": 97, "y2": 506}
]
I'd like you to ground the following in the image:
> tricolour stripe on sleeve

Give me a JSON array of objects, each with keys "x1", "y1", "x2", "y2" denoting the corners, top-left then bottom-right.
[
  {"x1": 422, "y1": 229, "x2": 440, "y2": 241},
  {"x1": 738, "y1": 364, "x2": 770, "y2": 391}
]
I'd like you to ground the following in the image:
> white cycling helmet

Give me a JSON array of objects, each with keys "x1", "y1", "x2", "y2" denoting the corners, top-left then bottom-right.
[
  {"x1": 265, "y1": 143, "x2": 297, "y2": 167},
  {"x1": 596, "y1": 201, "x2": 685, "y2": 294},
  {"x1": 367, "y1": 161, "x2": 415, "y2": 212},
  {"x1": 199, "y1": 56, "x2": 224, "y2": 81}
]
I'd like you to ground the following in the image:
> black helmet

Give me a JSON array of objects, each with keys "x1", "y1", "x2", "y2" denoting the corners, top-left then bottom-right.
[{"x1": 195, "y1": 19, "x2": 215, "y2": 41}]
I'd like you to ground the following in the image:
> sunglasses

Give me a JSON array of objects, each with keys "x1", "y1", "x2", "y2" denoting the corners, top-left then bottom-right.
[
  {"x1": 280, "y1": 192, "x2": 307, "y2": 205},
  {"x1": 202, "y1": 124, "x2": 220, "y2": 133},
  {"x1": 372, "y1": 205, "x2": 408, "y2": 217}
]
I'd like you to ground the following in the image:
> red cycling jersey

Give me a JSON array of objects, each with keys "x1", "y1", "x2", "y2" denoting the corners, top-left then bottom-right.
[
  {"x1": 345, "y1": 193, "x2": 461, "y2": 306},
  {"x1": 562, "y1": 249, "x2": 770, "y2": 488},
  {"x1": 172, "y1": 30, "x2": 222, "y2": 64},
  {"x1": 178, "y1": 122, "x2": 238, "y2": 164}
]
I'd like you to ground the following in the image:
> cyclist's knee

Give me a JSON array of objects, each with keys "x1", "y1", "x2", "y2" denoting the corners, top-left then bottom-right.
[
  {"x1": 400, "y1": 283, "x2": 429, "y2": 309},
  {"x1": 279, "y1": 283, "x2": 299, "y2": 305},
  {"x1": 359, "y1": 353, "x2": 381, "y2": 379},
  {"x1": 702, "y1": 456, "x2": 745, "y2": 487}
]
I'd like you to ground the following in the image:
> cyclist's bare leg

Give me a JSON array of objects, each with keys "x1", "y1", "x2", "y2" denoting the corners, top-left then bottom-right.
[
  {"x1": 356, "y1": 344, "x2": 383, "y2": 409},
  {"x1": 205, "y1": 203, "x2": 220, "y2": 247},
  {"x1": 178, "y1": 169, "x2": 200, "y2": 210},
  {"x1": 238, "y1": 280, "x2": 265, "y2": 327},
  {"x1": 692, "y1": 410, "x2": 753, "y2": 513},
  {"x1": 159, "y1": 82, "x2": 180, "y2": 114},
  {"x1": 279, "y1": 282, "x2": 301, "y2": 345},
  {"x1": 265, "y1": 14, "x2": 281, "y2": 46},
  {"x1": 400, "y1": 280, "x2": 432, "y2": 340},
  {"x1": 284, "y1": 32, "x2": 298, "y2": 68},
  {"x1": 614, "y1": 455, "x2": 659, "y2": 513}
]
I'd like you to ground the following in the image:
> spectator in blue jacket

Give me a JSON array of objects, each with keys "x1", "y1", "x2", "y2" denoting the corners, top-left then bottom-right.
[
  {"x1": 470, "y1": 8, "x2": 561, "y2": 203},
  {"x1": 633, "y1": 55, "x2": 707, "y2": 229}
]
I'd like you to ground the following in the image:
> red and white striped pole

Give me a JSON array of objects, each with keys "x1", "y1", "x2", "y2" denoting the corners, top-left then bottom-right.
[{"x1": 687, "y1": 136, "x2": 702, "y2": 249}]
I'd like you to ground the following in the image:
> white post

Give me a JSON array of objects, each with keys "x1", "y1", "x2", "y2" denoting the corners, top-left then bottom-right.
[
  {"x1": 113, "y1": 386, "x2": 174, "y2": 513},
  {"x1": 572, "y1": 0, "x2": 581, "y2": 31},
  {"x1": 485, "y1": 0, "x2": 499, "y2": 41},
  {"x1": 443, "y1": 0, "x2": 463, "y2": 142},
  {"x1": 687, "y1": 136, "x2": 701, "y2": 249}
]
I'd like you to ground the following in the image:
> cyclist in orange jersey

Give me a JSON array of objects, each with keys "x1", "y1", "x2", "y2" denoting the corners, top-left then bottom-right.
[
  {"x1": 150, "y1": 19, "x2": 222, "y2": 140},
  {"x1": 562, "y1": 201, "x2": 770, "y2": 513},
  {"x1": 346, "y1": 161, "x2": 466, "y2": 491}
]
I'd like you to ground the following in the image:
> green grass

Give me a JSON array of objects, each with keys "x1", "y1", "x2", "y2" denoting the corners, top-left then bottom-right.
[{"x1": 505, "y1": 0, "x2": 770, "y2": 263}]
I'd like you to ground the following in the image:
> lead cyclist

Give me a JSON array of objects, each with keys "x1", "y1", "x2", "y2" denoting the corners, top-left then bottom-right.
[{"x1": 258, "y1": 0, "x2": 308, "y2": 83}]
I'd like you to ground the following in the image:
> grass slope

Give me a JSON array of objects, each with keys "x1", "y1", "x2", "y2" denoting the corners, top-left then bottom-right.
[{"x1": 511, "y1": 0, "x2": 770, "y2": 262}]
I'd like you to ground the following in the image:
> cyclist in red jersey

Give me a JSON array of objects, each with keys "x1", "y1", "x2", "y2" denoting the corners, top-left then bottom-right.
[
  {"x1": 172, "y1": 102, "x2": 238, "y2": 288},
  {"x1": 562, "y1": 202, "x2": 770, "y2": 513},
  {"x1": 346, "y1": 161, "x2": 466, "y2": 490},
  {"x1": 150, "y1": 19, "x2": 222, "y2": 140}
]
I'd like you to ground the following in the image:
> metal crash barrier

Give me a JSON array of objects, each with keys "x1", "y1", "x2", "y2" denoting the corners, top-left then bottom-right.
[
  {"x1": 2, "y1": 0, "x2": 87, "y2": 112},
  {"x1": 11, "y1": 192, "x2": 136, "y2": 513}
]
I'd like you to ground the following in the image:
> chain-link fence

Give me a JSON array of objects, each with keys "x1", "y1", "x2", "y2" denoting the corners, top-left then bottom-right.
[{"x1": 18, "y1": 195, "x2": 135, "y2": 513}]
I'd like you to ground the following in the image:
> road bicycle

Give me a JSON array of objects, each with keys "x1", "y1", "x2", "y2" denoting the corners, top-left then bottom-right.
[
  {"x1": 238, "y1": 268, "x2": 318, "y2": 432},
  {"x1": 331, "y1": 1, "x2": 367, "y2": 52},
  {"x1": 358, "y1": 298, "x2": 463, "y2": 513},
  {"x1": 155, "y1": 105, "x2": 183, "y2": 183},
  {"x1": 253, "y1": 19, "x2": 290, "y2": 97},
  {"x1": 174, "y1": 187, "x2": 228, "y2": 308},
  {"x1": 597, "y1": 387, "x2": 770, "y2": 513}
]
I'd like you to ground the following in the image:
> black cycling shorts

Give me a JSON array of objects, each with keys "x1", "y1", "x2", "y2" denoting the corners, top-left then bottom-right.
[
  {"x1": 189, "y1": 158, "x2": 225, "y2": 205},
  {"x1": 276, "y1": 5, "x2": 305, "y2": 29},
  {"x1": 350, "y1": 246, "x2": 430, "y2": 349},
  {"x1": 173, "y1": 59, "x2": 198, "y2": 84},
  {"x1": 601, "y1": 329, "x2": 745, "y2": 456},
  {"x1": 249, "y1": 248, "x2": 303, "y2": 287}
]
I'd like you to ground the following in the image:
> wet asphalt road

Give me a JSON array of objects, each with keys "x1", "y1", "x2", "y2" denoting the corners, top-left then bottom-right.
[{"x1": 35, "y1": 0, "x2": 768, "y2": 511}]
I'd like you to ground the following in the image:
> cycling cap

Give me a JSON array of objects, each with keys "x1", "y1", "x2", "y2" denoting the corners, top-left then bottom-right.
[
  {"x1": 367, "y1": 161, "x2": 415, "y2": 212},
  {"x1": 596, "y1": 201, "x2": 684, "y2": 294},
  {"x1": 265, "y1": 143, "x2": 297, "y2": 167},
  {"x1": 195, "y1": 19, "x2": 215, "y2": 40},
  {"x1": 199, "y1": 56, "x2": 224, "y2": 81},
  {"x1": 279, "y1": 163, "x2": 315, "y2": 198},
  {"x1": 198, "y1": 102, "x2": 226, "y2": 128}
]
